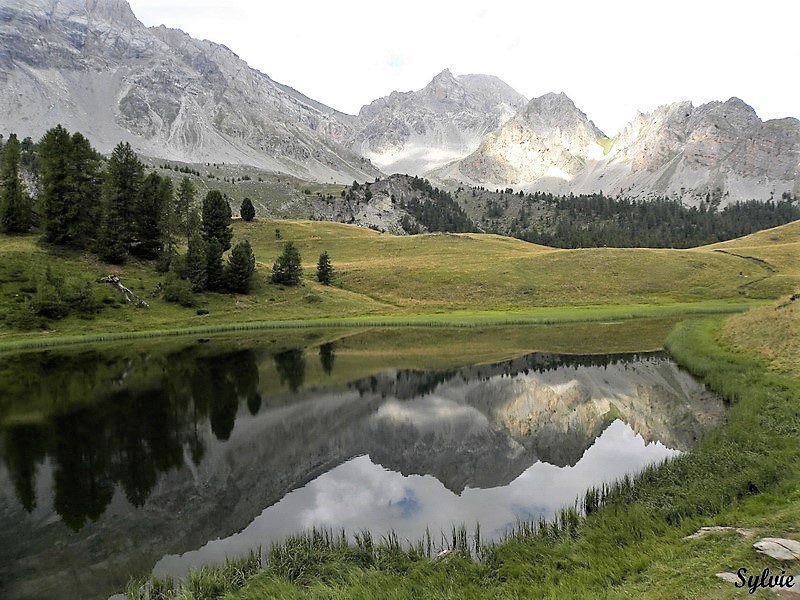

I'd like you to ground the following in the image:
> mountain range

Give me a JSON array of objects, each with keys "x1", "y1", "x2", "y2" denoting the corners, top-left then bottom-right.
[{"x1": 1, "y1": 0, "x2": 798, "y2": 204}]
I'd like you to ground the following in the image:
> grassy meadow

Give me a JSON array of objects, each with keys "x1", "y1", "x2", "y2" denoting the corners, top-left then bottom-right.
[{"x1": 2, "y1": 218, "x2": 798, "y2": 350}]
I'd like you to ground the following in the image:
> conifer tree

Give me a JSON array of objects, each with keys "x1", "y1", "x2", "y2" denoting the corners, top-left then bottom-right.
[
  {"x1": 240, "y1": 197, "x2": 255, "y2": 222},
  {"x1": 185, "y1": 211, "x2": 207, "y2": 292},
  {"x1": 68, "y1": 132, "x2": 103, "y2": 244},
  {"x1": 204, "y1": 238, "x2": 225, "y2": 291},
  {"x1": 226, "y1": 239, "x2": 256, "y2": 293},
  {"x1": 38, "y1": 127, "x2": 102, "y2": 246},
  {"x1": 38, "y1": 125, "x2": 73, "y2": 243},
  {"x1": 316, "y1": 250, "x2": 333, "y2": 285},
  {"x1": 176, "y1": 177, "x2": 196, "y2": 245},
  {"x1": 271, "y1": 241, "x2": 302, "y2": 285},
  {"x1": 201, "y1": 189, "x2": 232, "y2": 251},
  {"x1": 97, "y1": 142, "x2": 143, "y2": 263},
  {"x1": 131, "y1": 172, "x2": 168, "y2": 259},
  {"x1": 0, "y1": 134, "x2": 33, "y2": 233}
]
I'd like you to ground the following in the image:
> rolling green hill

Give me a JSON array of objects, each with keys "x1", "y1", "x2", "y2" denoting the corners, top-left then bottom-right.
[{"x1": 0, "y1": 219, "x2": 797, "y2": 349}]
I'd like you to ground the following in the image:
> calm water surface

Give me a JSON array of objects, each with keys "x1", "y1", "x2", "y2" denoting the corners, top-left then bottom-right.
[{"x1": 0, "y1": 327, "x2": 725, "y2": 600}]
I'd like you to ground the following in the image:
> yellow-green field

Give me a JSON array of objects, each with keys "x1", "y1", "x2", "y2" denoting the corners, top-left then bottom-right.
[{"x1": 0, "y1": 219, "x2": 798, "y2": 349}]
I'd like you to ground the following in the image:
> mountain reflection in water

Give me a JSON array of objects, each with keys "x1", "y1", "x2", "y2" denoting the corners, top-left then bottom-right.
[{"x1": 0, "y1": 336, "x2": 725, "y2": 600}]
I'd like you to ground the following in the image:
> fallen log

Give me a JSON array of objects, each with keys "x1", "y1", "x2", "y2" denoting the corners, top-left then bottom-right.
[{"x1": 101, "y1": 275, "x2": 149, "y2": 308}]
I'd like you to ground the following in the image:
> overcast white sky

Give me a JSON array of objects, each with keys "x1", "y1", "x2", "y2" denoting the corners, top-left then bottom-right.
[{"x1": 127, "y1": 0, "x2": 798, "y2": 135}]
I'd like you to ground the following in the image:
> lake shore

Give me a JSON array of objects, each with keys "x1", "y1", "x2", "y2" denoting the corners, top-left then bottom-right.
[{"x1": 122, "y1": 297, "x2": 799, "y2": 599}]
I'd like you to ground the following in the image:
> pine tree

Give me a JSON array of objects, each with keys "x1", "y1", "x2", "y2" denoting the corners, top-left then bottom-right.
[
  {"x1": 38, "y1": 125, "x2": 73, "y2": 244},
  {"x1": 0, "y1": 134, "x2": 33, "y2": 233},
  {"x1": 157, "y1": 175, "x2": 177, "y2": 270},
  {"x1": 97, "y1": 142, "x2": 143, "y2": 263},
  {"x1": 226, "y1": 239, "x2": 256, "y2": 293},
  {"x1": 271, "y1": 241, "x2": 302, "y2": 285},
  {"x1": 131, "y1": 172, "x2": 167, "y2": 259},
  {"x1": 176, "y1": 177, "x2": 196, "y2": 245},
  {"x1": 204, "y1": 238, "x2": 225, "y2": 291},
  {"x1": 68, "y1": 132, "x2": 103, "y2": 244},
  {"x1": 185, "y1": 211, "x2": 207, "y2": 292},
  {"x1": 38, "y1": 127, "x2": 102, "y2": 246},
  {"x1": 316, "y1": 250, "x2": 333, "y2": 285},
  {"x1": 201, "y1": 189, "x2": 232, "y2": 251},
  {"x1": 240, "y1": 197, "x2": 255, "y2": 222}
]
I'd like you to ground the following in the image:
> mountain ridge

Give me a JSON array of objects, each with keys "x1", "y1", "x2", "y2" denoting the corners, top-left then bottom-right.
[{"x1": 1, "y1": 0, "x2": 797, "y2": 204}]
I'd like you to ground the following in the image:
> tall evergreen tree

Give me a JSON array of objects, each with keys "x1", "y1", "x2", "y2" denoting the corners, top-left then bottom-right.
[
  {"x1": 271, "y1": 241, "x2": 302, "y2": 286},
  {"x1": 156, "y1": 175, "x2": 177, "y2": 271},
  {"x1": 131, "y1": 172, "x2": 168, "y2": 259},
  {"x1": 226, "y1": 239, "x2": 256, "y2": 293},
  {"x1": 39, "y1": 127, "x2": 101, "y2": 246},
  {"x1": 0, "y1": 134, "x2": 33, "y2": 233},
  {"x1": 316, "y1": 250, "x2": 333, "y2": 285},
  {"x1": 240, "y1": 197, "x2": 255, "y2": 222},
  {"x1": 176, "y1": 177, "x2": 196, "y2": 245},
  {"x1": 68, "y1": 132, "x2": 103, "y2": 244},
  {"x1": 201, "y1": 189, "x2": 232, "y2": 251},
  {"x1": 38, "y1": 125, "x2": 73, "y2": 244},
  {"x1": 185, "y1": 210, "x2": 207, "y2": 292},
  {"x1": 204, "y1": 238, "x2": 225, "y2": 291},
  {"x1": 97, "y1": 142, "x2": 143, "y2": 263}
]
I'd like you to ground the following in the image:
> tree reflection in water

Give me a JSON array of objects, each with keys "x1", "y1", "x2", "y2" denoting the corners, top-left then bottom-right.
[{"x1": 1, "y1": 344, "x2": 272, "y2": 530}]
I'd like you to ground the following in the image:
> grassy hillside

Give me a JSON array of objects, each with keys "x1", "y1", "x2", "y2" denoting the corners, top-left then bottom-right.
[{"x1": 0, "y1": 219, "x2": 797, "y2": 348}]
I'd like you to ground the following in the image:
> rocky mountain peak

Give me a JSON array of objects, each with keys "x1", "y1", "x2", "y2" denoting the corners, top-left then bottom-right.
[
  {"x1": 519, "y1": 92, "x2": 604, "y2": 137},
  {"x1": 0, "y1": 0, "x2": 379, "y2": 182},
  {"x1": 353, "y1": 69, "x2": 527, "y2": 175},
  {"x1": 435, "y1": 91, "x2": 605, "y2": 188},
  {"x1": 0, "y1": 0, "x2": 160, "y2": 70}
]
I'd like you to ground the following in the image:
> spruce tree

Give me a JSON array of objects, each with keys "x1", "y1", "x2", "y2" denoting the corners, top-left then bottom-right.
[
  {"x1": 204, "y1": 238, "x2": 225, "y2": 291},
  {"x1": 201, "y1": 189, "x2": 232, "y2": 251},
  {"x1": 39, "y1": 127, "x2": 101, "y2": 247},
  {"x1": 226, "y1": 239, "x2": 256, "y2": 293},
  {"x1": 316, "y1": 250, "x2": 333, "y2": 285},
  {"x1": 97, "y1": 142, "x2": 143, "y2": 263},
  {"x1": 176, "y1": 177, "x2": 196, "y2": 245},
  {"x1": 0, "y1": 134, "x2": 33, "y2": 233},
  {"x1": 131, "y1": 172, "x2": 167, "y2": 259},
  {"x1": 271, "y1": 241, "x2": 302, "y2": 285},
  {"x1": 185, "y1": 211, "x2": 207, "y2": 292},
  {"x1": 157, "y1": 175, "x2": 177, "y2": 270},
  {"x1": 240, "y1": 197, "x2": 255, "y2": 222},
  {"x1": 38, "y1": 125, "x2": 73, "y2": 244},
  {"x1": 68, "y1": 132, "x2": 102, "y2": 244}
]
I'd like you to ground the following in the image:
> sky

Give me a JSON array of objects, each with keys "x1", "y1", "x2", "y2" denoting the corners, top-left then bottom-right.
[{"x1": 127, "y1": 0, "x2": 799, "y2": 135}]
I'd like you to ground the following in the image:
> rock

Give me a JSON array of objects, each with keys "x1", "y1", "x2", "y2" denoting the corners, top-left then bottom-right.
[
  {"x1": 685, "y1": 526, "x2": 758, "y2": 540},
  {"x1": 754, "y1": 538, "x2": 800, "y2": 561},
  {"x1": 433, "y1": 96, "x2": 800, "y2": 206},
  {"x1": 353, "y1": 68, "x2": 527, "y2": 175},
  {"x1": 0, "y1": 0, "x2": 380, "y2": 183},
  {"x1": 715, "y1": 572, "x2": 740, "y2": 584}
]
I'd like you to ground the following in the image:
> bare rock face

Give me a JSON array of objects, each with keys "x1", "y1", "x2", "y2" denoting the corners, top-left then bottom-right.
[
  {"x1": 354, "y1": 68, "x2": 527, "y2": 175},
  {"x1": 438, "y1": 93, "x2": 800, "y2": 205},
  {"x1": 575, "y1": 98, "x2": 800, "y2": 205},
  {"x1": 437, "y1": 92, "x2": 605, "y2": 192},
  {"x1": 0, "y1": 0, "x2": 380, "y2": 182}
]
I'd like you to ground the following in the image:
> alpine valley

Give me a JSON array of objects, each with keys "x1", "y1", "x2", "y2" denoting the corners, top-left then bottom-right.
[{"x1": 2, "y1": 0, "x2": 798, "y2": 206}]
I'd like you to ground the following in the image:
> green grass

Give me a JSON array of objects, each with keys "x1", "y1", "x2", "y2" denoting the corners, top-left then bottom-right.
[
  {"x1": 123, "y1": 297, "x2": 800, "y2": 599},
  {"x1": 3, "y1": 219, "x2": 798, "y2": 350},
  {"x1": 596, "y1": 136, "x2": 616, "y2": 155}
]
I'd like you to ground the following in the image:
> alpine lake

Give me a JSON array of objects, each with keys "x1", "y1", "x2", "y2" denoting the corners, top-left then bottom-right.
[{"x1": 0, "y1": 318, "x2": 726, "y2": 600}]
